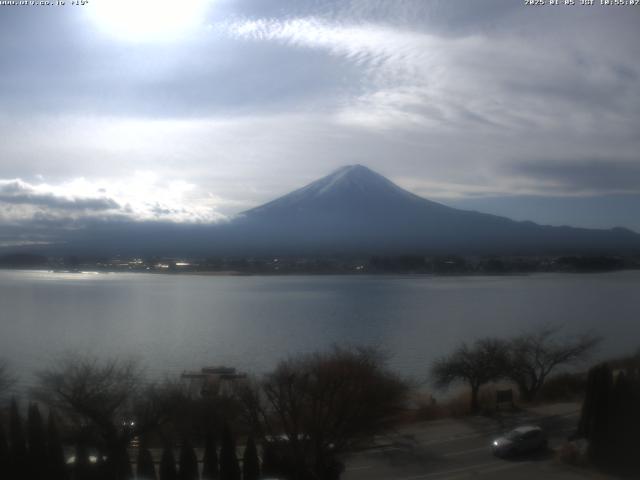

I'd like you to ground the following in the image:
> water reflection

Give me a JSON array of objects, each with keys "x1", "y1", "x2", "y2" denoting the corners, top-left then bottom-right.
[{"x1": 0, "y1": 270, "x2": 639, "y2": 389}]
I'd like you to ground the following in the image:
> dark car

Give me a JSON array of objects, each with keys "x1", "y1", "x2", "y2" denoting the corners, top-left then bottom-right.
[{"x1": 492, "y1": 425, "x2": 548, "y2": 457}]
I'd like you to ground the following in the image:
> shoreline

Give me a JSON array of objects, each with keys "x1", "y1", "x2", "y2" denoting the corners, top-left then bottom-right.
[{"x1": 1, "y1": 266, "x2": 639, "y2": 278}]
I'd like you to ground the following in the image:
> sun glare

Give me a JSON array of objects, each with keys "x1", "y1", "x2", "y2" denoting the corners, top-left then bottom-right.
[{"x1": 87, "y1": 0, "x2": 211, "y2": 43}]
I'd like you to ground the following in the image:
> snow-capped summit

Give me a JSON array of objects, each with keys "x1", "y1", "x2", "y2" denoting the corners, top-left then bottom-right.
[
  {"x1": 302, "y1": 164, "x2": 400, "y2": 197},
  {"x1": 243, "y1": 164, "x2": 442, "y2": 219}
]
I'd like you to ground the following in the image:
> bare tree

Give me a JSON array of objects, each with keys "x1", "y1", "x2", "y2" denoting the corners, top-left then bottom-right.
[
  {"x1": 506, "y1": 326, "x2": 600, "y2": 402},
  {"x1": 430, "y1": 338, "x2": 509, "y2": 413},
  {"x1": 33, "y1": 354, "x2": 182, "y2": 479},
  {"x1": 236, "y1": 346, "x2": 409, "y2": 480}
]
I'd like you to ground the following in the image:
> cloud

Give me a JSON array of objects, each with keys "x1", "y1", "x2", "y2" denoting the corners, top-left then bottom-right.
[
  {"x1": 0, "y1": 175, "x2": 228, "y2": 225},
  {"x1": 1, "y1": 0, "x2": 639, "y2": 246},
  {"x1": 510, "y1": 159, "x2": 640, "y2": 195},
  {"x1": 222, "y1": 12, "x2": 639, "y2": 137},
  {"x1": 0, "y1": 180, "x2": 119, "y2": 211}
]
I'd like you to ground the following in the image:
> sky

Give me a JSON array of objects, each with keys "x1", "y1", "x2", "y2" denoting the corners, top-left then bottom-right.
[{"x1": 1, "y1": 0, "x2": 639, "y2": 247}]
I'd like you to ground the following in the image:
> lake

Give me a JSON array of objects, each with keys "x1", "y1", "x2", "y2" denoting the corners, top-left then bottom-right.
[{"x1": 1, "y1": 269, "x2": 639, "y2": 390}]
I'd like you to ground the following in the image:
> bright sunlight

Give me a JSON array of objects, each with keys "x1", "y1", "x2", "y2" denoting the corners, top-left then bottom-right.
[{"x1": 87, "y1": 0, "x2": 211, "y2": 43}]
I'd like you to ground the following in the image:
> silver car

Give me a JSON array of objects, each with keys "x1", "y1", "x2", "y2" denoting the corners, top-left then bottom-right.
[{"x1": 492, "y1": 425, "x2": 547, "y2": 457}]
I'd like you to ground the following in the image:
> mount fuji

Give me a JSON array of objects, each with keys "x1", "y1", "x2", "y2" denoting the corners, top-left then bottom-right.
[{"x1": 219, "y1": 164, "x2": 640, "y2": 255}]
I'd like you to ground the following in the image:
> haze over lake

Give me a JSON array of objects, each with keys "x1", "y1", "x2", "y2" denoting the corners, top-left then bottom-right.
[{"x1": 2, "y1": 269, "x2": 639, "y2": 390}]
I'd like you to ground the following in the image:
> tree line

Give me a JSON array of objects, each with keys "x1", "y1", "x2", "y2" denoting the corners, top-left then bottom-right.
[
  {"x1": 0, "y1": 347, "x2": 409, "y2": 480},
  {"x1": 577, "y1": 353, "x2": 640, "y2": 473},
  {"x1": 0, "y1": 329, "x2": 616, "y2": 479},
  {"x1": 430, "y1": 326, "x2": 601, "y2": 412},
  {"x1": 0, "y1": 396, "x2": 257, "y2": 480}
]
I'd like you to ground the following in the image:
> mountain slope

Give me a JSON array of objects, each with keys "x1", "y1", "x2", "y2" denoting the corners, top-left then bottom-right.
[{"x1": 222, "y1": 165, "x2": 640, "y2": 255}]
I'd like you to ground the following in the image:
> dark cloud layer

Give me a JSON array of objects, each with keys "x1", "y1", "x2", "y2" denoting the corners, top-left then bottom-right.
[{"x1": 0, "y1": 181, "x2": 119, "y2": 211}]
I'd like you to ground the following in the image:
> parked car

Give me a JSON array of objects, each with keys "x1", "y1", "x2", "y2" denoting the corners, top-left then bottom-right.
[{"x1": 492, "y1": 425, "x2": 547, "y2": 457}]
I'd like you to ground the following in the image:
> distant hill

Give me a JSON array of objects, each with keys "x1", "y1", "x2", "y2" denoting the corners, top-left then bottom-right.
[
  {"x1": 0, "y1": 253, "x2": 48, "y2": 268},
  {"x1": 218, "y1": 164, "x2": 640, "y2": 255}
]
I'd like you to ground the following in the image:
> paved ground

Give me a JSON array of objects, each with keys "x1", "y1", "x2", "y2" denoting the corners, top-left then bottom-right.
[{"x1": 343, "y1": 403, "x2": 615, "y2": 480}]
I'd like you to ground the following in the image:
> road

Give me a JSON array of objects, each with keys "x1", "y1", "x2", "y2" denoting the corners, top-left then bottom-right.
[{"x1": 343, "y1": 403, "x2": 611, "y2": 480}]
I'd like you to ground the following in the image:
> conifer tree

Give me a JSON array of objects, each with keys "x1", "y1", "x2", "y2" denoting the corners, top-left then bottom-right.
[
  {"x1": 201, "y1": 432, "x2": 219, "y2": 480},
  {"x1": 73, "y1": 439, "x2": 92, "y2": 480},
  {"x1": 137, "y1": 447, "x2": 157, "y2": 480},
  {"x1": 106, "y1": 442, "x2": 133, "y2": 480},
  {"x1": 579, "y1": 362, "x2": 640, "y2": 471},
  {"x1": 27, "y1": 403, "x2": 48, "y2": 479},
  {"x1": 260, "y1": 442, "x2": 280, "y2": 478},
  {"x1": 9, "y1": 398, "x2": 28, "y2": 478},
  {"x1": 159, "y1": 447, "x2": 178, "y2": 480},
  {"x1": 577, "y1": 365, "x2": 597, "y2": 438},
  {"x1": 609, "y1": 370, "x2": 640, "y2": 470},
  {"x1": 0, "y1": 423, "x2": 9, "y2": 477},
  {"x1": 178, "y1": 439, "x2": 199, "y2": 480},
  {"x1": 241, "y1": 436, "x2": 259, "y2": 480},
  {"x1": 584, "y1": 364, "x2": 613, "y2": 462},
  {"x1": 219, "y1": 424, "x2": 240, "y2": 480},
  {"x1": 47, "y1": 412, "x2": 67, "y2": 480}
]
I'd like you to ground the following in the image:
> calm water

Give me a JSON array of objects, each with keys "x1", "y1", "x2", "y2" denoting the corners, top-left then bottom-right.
[{"x1": 1, "y1": 269, "x2": 639, "y2": 389}]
